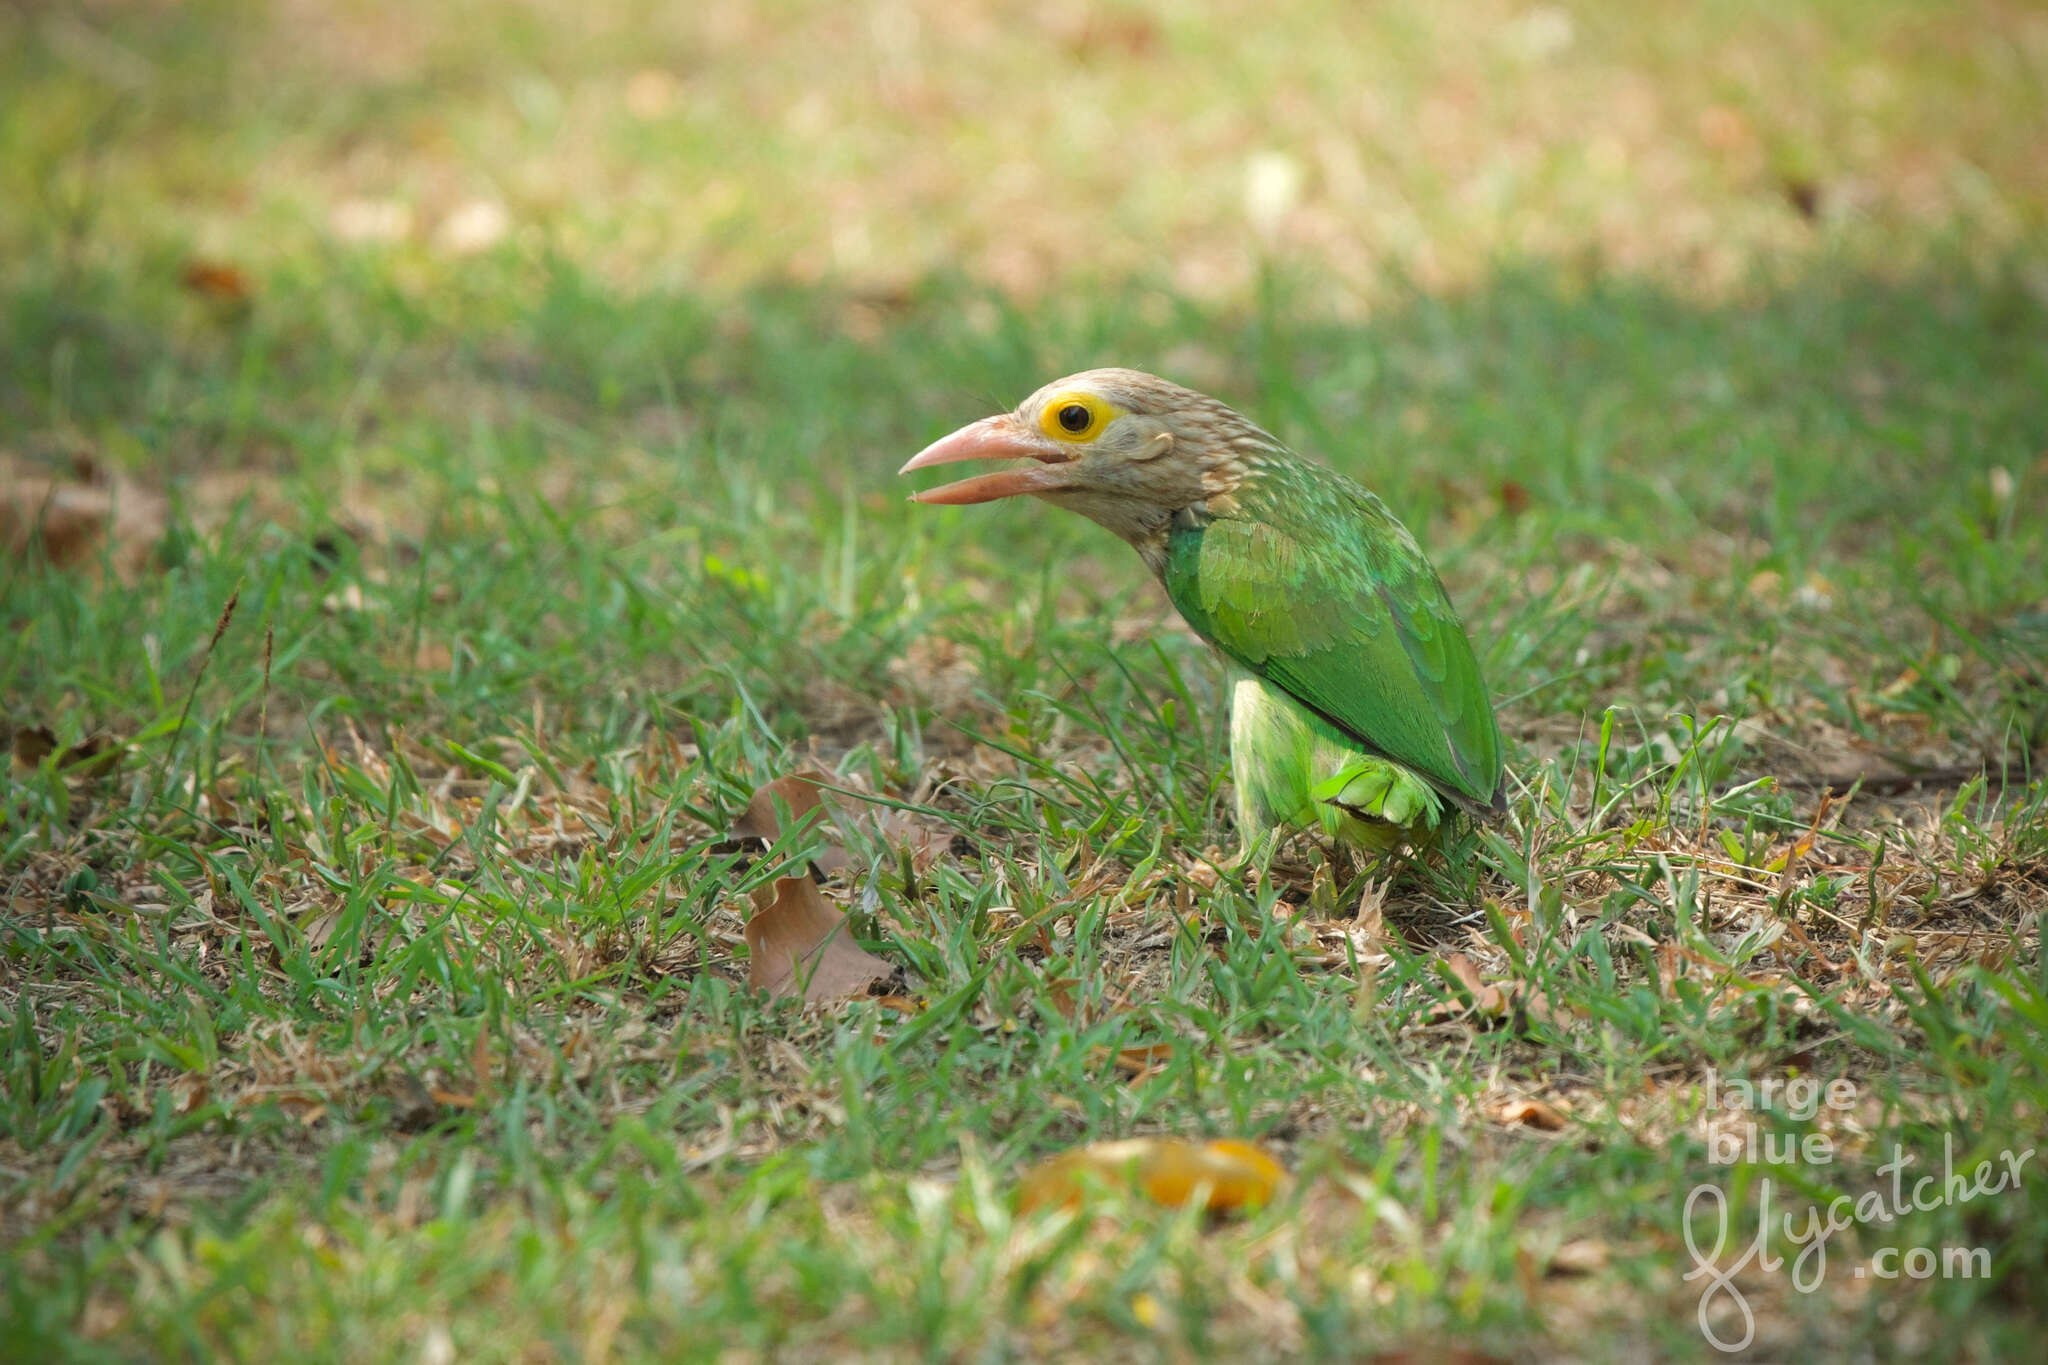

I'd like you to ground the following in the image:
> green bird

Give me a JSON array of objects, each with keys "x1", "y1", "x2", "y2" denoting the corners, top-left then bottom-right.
[{"x1": 900, "y1": 369, "x2": 1504, "y2": 858}]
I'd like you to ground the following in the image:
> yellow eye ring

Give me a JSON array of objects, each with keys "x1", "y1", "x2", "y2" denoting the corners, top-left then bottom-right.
[{"x1": 1038, "y1": 392, "x2": 1117, "y2": 442}]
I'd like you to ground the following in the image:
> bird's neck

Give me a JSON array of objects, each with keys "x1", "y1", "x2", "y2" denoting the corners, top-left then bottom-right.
[{"x1": 1035, "y1": 488, "x2": 1179, "y2": 572}]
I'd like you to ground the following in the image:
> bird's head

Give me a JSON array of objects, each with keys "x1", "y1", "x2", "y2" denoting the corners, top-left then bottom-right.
[{"x1": 899, "y1": 368, "x2": 1275, "y2": 553}]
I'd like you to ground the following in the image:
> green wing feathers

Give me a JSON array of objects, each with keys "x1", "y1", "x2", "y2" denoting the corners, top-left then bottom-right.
[{"x1": 1165, "y1": 460, "x2": 1503, "y2": 811}]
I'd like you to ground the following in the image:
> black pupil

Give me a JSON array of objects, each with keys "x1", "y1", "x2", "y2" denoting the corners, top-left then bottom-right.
[{"x1": 1057, "y1": 404, "x2": 1091, "y2": 433}]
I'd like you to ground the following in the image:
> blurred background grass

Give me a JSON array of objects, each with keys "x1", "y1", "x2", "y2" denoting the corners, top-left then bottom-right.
[{"x1": 6, "y1": 0, "x2": 2045, "y2": 300}]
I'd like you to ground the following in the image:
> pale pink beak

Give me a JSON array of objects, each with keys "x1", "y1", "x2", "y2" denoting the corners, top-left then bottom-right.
[{"x1": 898, "y1": 414, "x2": 1075, "y2": 505}]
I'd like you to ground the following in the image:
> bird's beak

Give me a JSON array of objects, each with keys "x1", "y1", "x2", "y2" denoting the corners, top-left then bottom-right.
[{"x1": 898, "y1": 415, "x2": 1076, "y2": 505}]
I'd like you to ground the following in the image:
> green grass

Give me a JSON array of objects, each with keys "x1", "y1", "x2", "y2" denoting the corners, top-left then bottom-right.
[{"x1": 6, "y1": 2, "x2": 2048, "y2": 1360}]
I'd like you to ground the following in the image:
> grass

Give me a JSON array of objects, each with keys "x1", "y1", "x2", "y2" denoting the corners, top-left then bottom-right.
[{"x1": 5, "y1": 1, "x2": 2048, "y2": 1361}]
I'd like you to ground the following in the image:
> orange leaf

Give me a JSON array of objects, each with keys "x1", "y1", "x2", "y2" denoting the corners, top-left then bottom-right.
[
  {"x1": 1494, "y1": 1098, "x2": 1569, "y2": 1132},
  {"x1": 743, "y1": 875, "x2": 891, "y2": 1004},
  {"x1": 1015, "y1": 1137, "x2": 1286, "y2": 1214},
  {"x1": 181, "y1": 260, "x2": 252, "y2": 301},
  {"x1": 1042, "y1": 975, "x2": 1083, "y2": 1022},
  {"x1": 1084, "y1": 1042, "x2": 1176, "y2": 1080}
]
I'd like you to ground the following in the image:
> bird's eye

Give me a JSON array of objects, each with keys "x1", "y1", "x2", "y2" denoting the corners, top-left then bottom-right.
[{"x1": 1037, "y1": 391, "x2": 1117, "y2": 442}]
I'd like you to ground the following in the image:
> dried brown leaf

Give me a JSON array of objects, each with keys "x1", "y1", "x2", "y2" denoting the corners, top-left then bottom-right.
[
  {"x1": 733, "y1": 771, "x2": 833, "y2": 843},
  {"x1": 11, "y1": 726, "x2": 56, "y2": 770},
  {"x1": 0, "y1": 454, "x2": 163, "y2": 577},
  {"x1": 735, "y1": 770, "x2": 948, "y2": 876},
  {"x1": 743, "y1": 875, "x2": 891, "y2": 1004},
  {"x1": 735, "y1": 770, "x2": 850, "y2": 874},
  {"x1": 1444, "y1": 950, "x2": 1485, "y2": 994},
  {"x1": 1547, "y1": 1237, "x2": 1611, "y2": 1276},
  {"x1": 1042, "y1": 975, "x2": 1083, "y2": 1022},
  {"x1": 181, "y1": 260, "x2": 253, "y2": 302},
  {"x1": 1085, "y1": 1042, "x2": 1176, "y2": 1080},
  {"x1": 1353, "y1": 877, "x2": 1388, "y2": 942},
  {"x1": 13, "y1": 729, "x2": 122, "y2": 779},
  {"x1": 1444, "y1": 951, "x2": 1505, "y2": 1013},
  {"x1": 379, "y1": 1070, "x2": 441, "y2": 1132},
  {"x1": 1431, "y1": 952, "x2": 1569, "y2": 1031}
]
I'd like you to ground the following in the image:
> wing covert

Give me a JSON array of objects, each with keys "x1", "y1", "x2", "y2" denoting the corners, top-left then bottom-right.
[{"x1": 1165, "y1": 469, "x2": 1502, "y2": 809}]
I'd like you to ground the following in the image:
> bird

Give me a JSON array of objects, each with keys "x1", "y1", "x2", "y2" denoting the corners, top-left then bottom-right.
[{"x1": 899, "y1": 368, "x2": 1503, "y2": 859}]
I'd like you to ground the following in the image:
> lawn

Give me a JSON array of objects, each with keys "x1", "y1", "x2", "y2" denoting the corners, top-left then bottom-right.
[{"x1": 4, "y1": 1, "x2": 2047, "y2": 1360}]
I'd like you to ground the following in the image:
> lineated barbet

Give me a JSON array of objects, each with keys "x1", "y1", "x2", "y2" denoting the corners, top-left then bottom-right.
[{"x1": 900, "y1": 369, "x2": 1504, "y2": 857}]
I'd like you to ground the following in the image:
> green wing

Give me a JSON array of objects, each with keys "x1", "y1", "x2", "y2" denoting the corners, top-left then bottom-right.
[{"x1": 1164, "y1": 460, "x2": 1503, "y2": 810}]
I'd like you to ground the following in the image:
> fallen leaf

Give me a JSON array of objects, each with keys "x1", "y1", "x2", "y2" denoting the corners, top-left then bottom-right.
[
  {"x1": 171, "y1": 1072, "x2": 209, "y2": 1115},
  {"x1": 1513, "y1": 1242, "x2": 1541, "y2": 1301},
  {"x1": 60, "y1": 733, "x2": 120, "y2": 777},
  {"x1": 734, "y1": 771, "x2": 835, "y2": 845},
  {"x1": 1433, "y1": 952, "x2": 1567, "y2": 1030},
  {"x1": 12, "y1": 726, "x2": 124, "y2": 779},
  {"x1": 378, "y1": 1069, "x2": 441, "y2": 1132},
  {"x1": 1782, "y1": 175, "x2": 1822, "y2": 221},
  {"x1": 0, "y1": 454, "x2": 164, "y2": 577},
  {"x1": 1086, "y1": 1042, "x2": 1176, "y2": 1080},
  {"x1": 11, "y1": 725, "x2": 56, "y2": 769},
  {"x1": 408, "y1": 640, "x2": 454, "y2": 672},
  {"x1": 1352, "y1": 877, "x2": 1388, "y2": 940},
  {"x1": 743, "y1": 875, "x2": 891, "y2": 1003},
  {"x1": 1443, "y1": 952, "x2": 1505, "y2": 1014},
  {"x1": 1494, "y1": 1097, "x2": 1569, "y2": 1132},
  {"x1": 1770, "y1": 788, "x2": 1834, "y2": 890},
  {"x1": 1015, "y1": 1137, "x2": 1286, "y2": 1214},
  {"x1": 1547, "y1": 1237, "x2": 1610, "y2": 1276},
  {"x1": 1056, "y1": 10, "x2": 1160, "y2": 59},
  {"x1": 734, "y1": 770, "x2": 861, "y2": 876},
  {"x1": 1041, "y1": 975, "x2": 1083, "y2": 1022},
  {"x1": 735, "y1": 770, "x2": 950, "y2": 875},
  {"x1": 180, "y1": 260, "x2": 252, "y2": 302}
]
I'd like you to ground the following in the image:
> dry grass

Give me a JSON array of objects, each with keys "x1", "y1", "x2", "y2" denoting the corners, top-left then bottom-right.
[{"x1": 8, "y1": 1, "x2": 2047, "y2": 302}]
